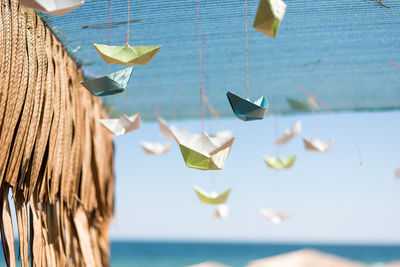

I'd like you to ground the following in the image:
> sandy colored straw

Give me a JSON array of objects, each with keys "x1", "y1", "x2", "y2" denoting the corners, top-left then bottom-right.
[{"x1": 0, "y1": 0, "x2": 115, "y2": 266}]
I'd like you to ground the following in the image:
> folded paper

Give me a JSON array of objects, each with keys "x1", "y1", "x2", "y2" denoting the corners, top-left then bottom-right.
[
  {"x1": 80, "y1": 67, "x2": 133, "y2": 96},
  {"x1": 215, "y1": 205, "x2": 229, "y2": 219},
  {"x1": 259, "y1": 208, "x2": 291, "y2": 224},
  {"x1": 194, "y1": 186, "x2": 231, "y2": 205},
  {"x1": 100, "y1": 113, "x2": 141, "y2": 136},
  {"x1": 94, "y1": 43, "x2": 161, "y2": 66},
  {"x1": 286, "y1": 98, "x2": 310, "y2": 111},
  {"x1": 140, "y1": 141, "x2": 172, "y2": 155},
  {"x1": 157, "y1": 117, "x2": 177, "y2": 140},
  {"x1": 302, "y1": 137, "x2": 333, "y2": 153},
  {"x1": 20, "y1": 0, "x2": 84, "y2": 16},
  {"x1": 264, "y1": 155, "x2": 296, "y2": 170},
  {"x1": 274, "y1": 120, "x2": 302, "y2": 145},
  {"x1": 171, "y1": 128, "x2": 234, "y2": 170},
  {"x1": 226, "y1": 91, "x2": 269, "y2": 121},
  {"x1": 253, "y1": 0, "x2": 287, "y2": 38}
]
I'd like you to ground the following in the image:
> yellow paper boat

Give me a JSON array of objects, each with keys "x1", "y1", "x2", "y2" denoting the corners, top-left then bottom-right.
[
  {"x1": 94, "y1": 43, "x2": 161, "y2": 66},
  {"x1": 171, "y1": 128, "x2": 235, "y2": 170},
  {"x1": 194, "y1": 186, "x2": 231, "y2": 205},
  {"x1": 253, "y1": 0, "x2": 287, "y2": 38},
  {"x1": 264, "y1": 155, "x2": 296, "y2": 170},
  {"x1": 259, "y1": 208, "x2": 291, "y2": 224},
  {"x1": 302, "y1": 137, "x2": 333, "y2": 153}
]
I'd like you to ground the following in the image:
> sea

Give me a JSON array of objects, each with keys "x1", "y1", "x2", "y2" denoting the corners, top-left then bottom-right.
[{"x1": 1, "y1": 241, "x2": 400, "y2": 266}]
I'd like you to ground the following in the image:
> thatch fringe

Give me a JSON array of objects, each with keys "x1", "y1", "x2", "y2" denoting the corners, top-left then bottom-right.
[{"x1": 0, "y1": 0, "x2": 115, "y2": 266}]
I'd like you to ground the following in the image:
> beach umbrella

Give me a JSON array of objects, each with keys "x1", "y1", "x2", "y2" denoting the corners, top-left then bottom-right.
[
  {"x1": 187, "y1": 261, "x2": 231, "y2": 267},
  {"x1": 80, "y1": 67, "x2": 133, "y2": 96},
  {"x1": 20, "y1": 0, "x2": 84, "y2": 16},
  {"x1": 274, "y1": 120, "x2": 302, "y2": 145},
  {"x1": 194, "y1": 187, "x2": 231, "y2": 205},
  {"x1": 140, "y1": 141, "x2": 172, "y2": 155},
  {"x1": 247, "y1": 249, "x2": 367, "y2": 267},
  {"x1": 100, "y1": 113, "x2": 141, "y2": 136},
  {"x1": 253, "y1": 0, "x2": 287, "y2": 39},
  {"x1": 258, "y1": 208, "x2": 291, "y2": 224},
  {"x1": 263, "y1": 155, "x2": 296, "y2": 170}
]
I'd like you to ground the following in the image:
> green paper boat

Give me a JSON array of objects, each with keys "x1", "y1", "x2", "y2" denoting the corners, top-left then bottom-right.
[
  {"x1": 253, "y1": 0, "x2": 287, "y2": 39},
  {"x1": 80, "y1": 67, "x2": 133, "y2": 96},
  {"x1": 170, "y1": 128, "x2": 235, "y2": 170},
  {"x1": 286, "y1": 98, "x2": 311, "y2": 111},
  {"x1": 264, "y1": 155, "x2": 296, "y2": 170},
  {"x1": 194, "y1": 186, "x2": 231, "y2": 205},
  {"x1": 226, "y1": 91, "x2": 269, "y2": 121},
  {"x1": 94, "y1": 43, "x2": 161, "y2": 66}
]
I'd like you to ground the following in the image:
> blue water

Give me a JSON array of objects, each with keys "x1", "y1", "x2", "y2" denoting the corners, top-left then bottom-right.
[
  {"x1": 1, "y1": 241, "x2": 400, "y2": 266},
  {"x1": 109, "y1": 241, "x2": 400, "y2": 267}
]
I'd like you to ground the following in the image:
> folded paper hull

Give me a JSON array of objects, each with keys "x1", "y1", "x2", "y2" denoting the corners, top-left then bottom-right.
[
  {"x1": 20, "y1": 0, "x2": 84, "y2": 15},
  {"x1": 179, "y1": 145, "x2": 231, "y2": 170},
  {"x1": 303, "y1": 137, "x2": 333, "y2": 153},
  {"x1": 274, "y1": 121, "x2": 301, "y2": 145},
  {"x1": 100, "y1": 113, "x2": 141, "y2": 136},
  {"x1": 264, "y1": 155, "x2": 296, "y2": 170},
  {"x1": 140, "y1": 142, "x2": 172, "y2": 155},
  {"x1": 286, "y1": 98, "x2": 310, "y2": 111},
  {"x1": 259, "y1": 208, "x2": 291, "y2": 224},
  {"x1": 226, "y1": 91, "x2": 268, "y2": 121},
  {"x1": 215, "y1": 205, "x2": 229, "y2": 219},
  {"x1": 253, "y1": 0, "x2": 286, "y2": 38},
  {"x1": 80, "y1": 67, "x2": 133, "y2": 96},
  {"x1": 94, "y1": 44, "x2": 161, "y2": 66},
  {"x1": 194, "y1": 187, "x2": 231, "y2": 205}
]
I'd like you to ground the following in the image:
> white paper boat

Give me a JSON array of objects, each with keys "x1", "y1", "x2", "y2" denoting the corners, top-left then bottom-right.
[
  {"x1": 20, "y1": 0, "x2": 84, "y2": 16},
  {"x1": 100, "y1": 113, "x2": 141, "y2": 136}
]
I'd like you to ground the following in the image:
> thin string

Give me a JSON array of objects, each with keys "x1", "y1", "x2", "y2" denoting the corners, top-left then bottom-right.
[
  {"x1": 311, "y1": 106, "x2": 318, "y2": 138},
  {"x1": 108, "y1": 0, "x2": 111, "y2": 73},
  {"x1": 388, "y1": 59, "x2": 400, "y2": 68},
  {"x1": 173, "y1": 84, "x2": 180, "y2": 123},
  {"x1": 197, "y1": 2, "x2": 205, "y2": 150},
  {"x1": 123, "y1": 92, "x2": 126, "y2": 114},
  {"x1": 126, "y1": 0, "x2": 131, "y2": 45},
  {"x1": 294, "y1": 82, "x2": 363, "y2": 165},
  {"x1": 245, "y1": 0, "x2": 249, "y2": 99},
  {"x1": 274, "y1": 114, "x2": 280, "y2": 157}
]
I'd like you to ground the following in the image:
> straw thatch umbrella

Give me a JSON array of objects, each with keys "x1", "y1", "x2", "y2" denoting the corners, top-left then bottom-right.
[{"x1": 247, "y1": 249, "x2": 367, "y2": 267}]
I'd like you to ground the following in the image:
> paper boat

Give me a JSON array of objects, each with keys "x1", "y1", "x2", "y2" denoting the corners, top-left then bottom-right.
[
  {"x1": 140, "y1": 141, "x2": 172, "y2": 155},
  {"x1": 253, "y1": 0, "x2": 287, "y2": 38},
  {"x1": 215, "y1": 205, "x2": 229, "y2": 219},
  {"x1": 80, "y1": 67, "x2": 133, "y2": 96},
  {"x1": 395, "y1": 169, "x2": 400, "y2": 179},
  {"x1": 226, "y1": 91, "x2": 269, "y2": 121},
  {"x1": 274, "y1": 120, "x2": 302, "y2": 145},
  {"x1": 286, "y1": 98, "x2": 310, "y2": 111},
  {"x1": 194, "y1": 186, "x2": 231, "y2": 205},
  {"x1": 20, "y1": 0, "x2": 84, "y2": 16},
  {"x1": 157, "y1": 117, "x2": 177, "y2": 140},
  {"x1": 170, "y1": 128, "x2": 235, "y2": 170},
  {"x1": 259, "y1": 208, "x2": 291, "y2": 224},
  {"x1": 302, "y1": 137, "x2": 334, "y2": 153},
  {"x1": 264, "y1": 155, "x2": 296, "y2": 170},
  {"x1": 100, "y1": 113, "x2": 141, "y2": 136},
  {"x1": 94, "y1": 43, "x2": 161, "y2": 66}
]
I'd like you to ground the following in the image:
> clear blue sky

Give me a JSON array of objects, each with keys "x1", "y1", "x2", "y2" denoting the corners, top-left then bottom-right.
[{"x1": 109, "y1": 110, "x2": 400, "y2": 244}]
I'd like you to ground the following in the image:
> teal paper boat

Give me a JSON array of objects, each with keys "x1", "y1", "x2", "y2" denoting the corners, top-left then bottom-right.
[
  {"x1": 226, "y1": 91, "x2": 269, "y2": 121},
  {"x1": 80, "y1": 67, "x2": 134, "y2": 96}
]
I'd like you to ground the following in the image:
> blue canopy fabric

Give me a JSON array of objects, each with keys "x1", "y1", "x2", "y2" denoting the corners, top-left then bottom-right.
[{"x1": 39, "y1": 0, "x2": 400, "y2": 120}]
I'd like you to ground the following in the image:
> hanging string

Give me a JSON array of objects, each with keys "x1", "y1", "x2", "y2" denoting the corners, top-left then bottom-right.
[
  {"x1": 245, "y1": 0, "x2": 249, "y2": 99},
  {"x1": 197, "y1": 2, "x2": 205, "y2": 150},
  {"x1": 273, "y1": 114, "x2": 280, "y2": 157},
  {"x1": 173, "y1": 84, "x2": 180, "y2": 122},
  {"x1": 126, "y1": 0, "x2": 131, "y2": 45},
  {"x1": 388, "y1": 59, "x2": 400, "y2": 68},
  {"x1": 311, "y1": 106, "x2": 318, "y2": 138},
  {"x1": 108, "y1": 0, "x2": 112, "y2": 73},
  {"x1": 294, "y1": 82, "x2": 363, "y2": 165}
]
